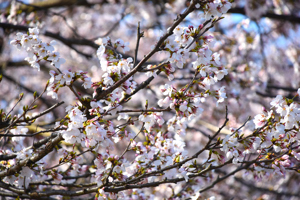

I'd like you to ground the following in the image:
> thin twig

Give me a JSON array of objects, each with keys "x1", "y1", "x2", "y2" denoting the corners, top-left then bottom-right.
[{"x1": 134, "y1": 22, "x2": 142, "y2": 66}]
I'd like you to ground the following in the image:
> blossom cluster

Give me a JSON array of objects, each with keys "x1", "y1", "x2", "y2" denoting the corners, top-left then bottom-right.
[
  {"x1": 94, "y1": 37, "x2": 137, "y2": 114},
  {"x1": 10, "y1": 28, "x2": 93, "y2": 99},
  {"x1": 10, "y1": 27, "x2": 66, "y2": 71},
  {"x1": 47, "y1": 69, "x2": 92, "y2": 99},
  {"x1": 202, "y1": 0, "x2": 232, "y2": 20},
  {"x1": 152, "y1": 25, "x2": 228, "y2": 138},
  {"x1": 220, "y1": 93, "x2": 300, "y2": 179}
]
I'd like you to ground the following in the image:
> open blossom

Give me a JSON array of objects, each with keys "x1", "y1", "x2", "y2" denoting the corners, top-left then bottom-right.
[
  {"x1": 47, "y1": 85, "x2": 58, "y2": 99},
  {"x1": 10, "y1": 126, "x2": 28, "y2": 143},
  {"x1": 63, "y1": 70, "x2": 74, "y2": 85},
  {"x1": 220, "y1": 1, "x2": 232, "y2": 13},
  {"x1": 103, "y1": 73, "x2": 114, "y2": 85},
  {"x1": 179, "y1": 101, "x2": 188, "y2": 112},
  {"x1": 214, "y1": 68, "x2": 228, "y2": 81},
  {"x1": 158, "y1": 96, "x2": 171, "y2": 107},
  {"x1": 205, "y1": 2, "x2": 222, "y2": 19},
  {"x1": 29, "y1": 27, "x2": 39, "y2": 35},
  {"x1": 216, "y1": 86, "x2": 227, "y2": 106},
  {"x1": 97, "y1": 45, "x2": 106, "y2": 58},
  {"x1": 270, "y1": 95, "x2": 284, "y2": 109},
  {"x1": 139, "y1": 114, "x2": 156, "y2": 132},
  {"x1": 83, "y1": 77, "x2": 92, "y2": 89},
  {"x1": 203, "y1": 76, "x2": 215, "y2": 87},
  {"x1": 45, "y1": 40, "x2": 56, "y2": 52},
  {"x1": 16, "y1": 148, "x2": 33, "y2": 160},
  {"x1": 52, "y1": 57, "x2": 66, "y2": 68},
  {"x1": 253, "y1": 110, "x2": 273, "y2": 128},
  {"x1": 117, "y1": 113, "x2": 129, "y2": 120},
  {"x1": 212, "y1": 52, "x2": 221, "y2": 65},
  {"x1": 48, "y1": 52, "x2": 60, "y2": 62},
  {"x1": 115, "y1": 38, "x2": 130, "y2": 53}
]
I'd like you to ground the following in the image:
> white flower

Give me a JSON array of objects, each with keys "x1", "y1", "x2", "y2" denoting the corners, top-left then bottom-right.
[
  {"x1": 16, "y1": 32, "x2": 24, "y2": 40},
  {"x1": 97, "y1": 45, "x2": 106, "y2": 59},
  {"x1": 21, "y1": 35, "x2": 32, "y2": 49},
  {"x1": 10, "y1": 39, "x2": 22, "y2": 49},
  {"x1": 63, "y1": 70, "x2": 74, "y2": 85},
  {"x1": 115, "y1": 39, "x2": 130, "y2": 53},
  {"x1": 203, "y1": 76, "x2": 215, "y2": 87},
  {"x1": 29, "y1": 27, "x2": 39, "y2": 35},
  {"x1": 55, "y1": 74, "x2": 66, "y2": 85},
  {"x1": 52, "y1": 172, "x2": 63, "y2": 184},
  {"x1": 16, "y1": 148, "x2": 33, "y2": 160},
  {"x1": 273, "y1": 145, "x2": 281, "y2": 152},
  {"x1": 174, "y1": 26, "x2": 184, "y2": 36},
  {"x1": 253, "y1": 110, "x2": 273, "y2": 128},
  {"x1": 47, "y1": 88, "x2": 58, "y2": 99},
  {"x1": 25, "y1": 51, "x2": 40, "y2": 71},
  {"x1": 38, "y1": 47, "x2": 47, "y2": 57},
  {"x1": 161, "y1": 84, "x2": 173, "y2": 97},
  {"x1": 62, "y1": 128, "x2": 82, "y2": 144},
  {"x1": 214, "y1": 68, "x2": 228, "y2": 81},
  {"x1": 117, "y1": 113, "x2": 129, "y2": 121},
  {"x1": 273, "y1": 123, "x2": 285, "y2": 138},
  {"x1": 48, "y1": 52, "x2": 60, "y2": 62},
  {"x1": 158, "y1": 97, "x2": 171, "y2": 107},
  {"x1": 212, "y1": 52, "x2": 221, "y2": 65},
  {"x1": 83, "y1": 77, "x2": 92, "y2": 89},
  {"x1": 270, "y1": 95, "x2": 284, "y2": 109},
  {"x1": 103, "y1": 73, "x2": 114, "y2": 86},
  {"x1": 179, "y1": 101, "x2": 188, "y2": 112},
  {"x1": 253, "y1": 137, "x2": 261, "y2": 150},
  {"x1": 205, "y1": 2, "x2": 222, "y2": 20},
  {"x1": 52, "y1": 57, "x2": 66, "y2": 69},
  {"x1": 139, "y1": 114, "x2": 155, "y2": 132},
  {"x1": 291, "y1": 151, "x2": 300, "y2": 161},
  {"x1": 167, "y1": 74, "x2": 174, "y2": 81},
  {"x1": 217, "y1": 86, "x2": 227, "y2": 106},
  {"x1": 10, "y1": 126, "x2": 28, "y2": 142},
  {"x1": 220, "y1": 2, "x2": 232, "y2": 14},
  {"x1": 118, "y1": 60, "x2": 131, "y2": 73},
  {"x1": 45, "y1": 41, "x2": 56, "y2": 52}
]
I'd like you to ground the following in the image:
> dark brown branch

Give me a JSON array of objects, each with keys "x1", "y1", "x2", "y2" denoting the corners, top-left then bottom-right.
[
  {"x1": 117, "y1": 108, "x2": 171, "y2": 113},
  {"x1": 228, "y1": 7, "x2": 300, "y2": 24},
  {"x1": 199, "y1": 163, "x2": 252, "y2": 193},
  {"x1": 235, "y1": 177, "x2": 300, "y2": 198},
  {"x1": 134, "y1": 22, "x2": 142, "y2": 66},
  {"x1": 17, "y1": 0, "x2": 92, "y2": 12},
  {"x1": 0, "y1": 127, "x2": 65, "y2": 138},
  {"x1": 104, "y1": 160, "x2": 233, "y2": 192},
  {"x1": 266, "y1": 84, "x2": 298, "y2": 92},
  {"x1": 0, "y1": 133, "x2": 63, "y2": 178},
  {"x1": 16, "y1": 101, "x2": 64, "y2": 124}
]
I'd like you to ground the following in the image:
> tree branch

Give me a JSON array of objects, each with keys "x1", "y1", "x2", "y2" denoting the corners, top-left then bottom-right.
[{"x1": 228, "y1": 7, "x2": 300, "y2": 24}]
